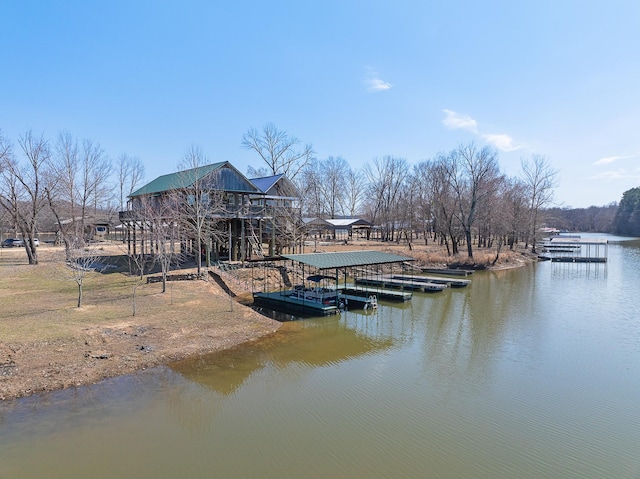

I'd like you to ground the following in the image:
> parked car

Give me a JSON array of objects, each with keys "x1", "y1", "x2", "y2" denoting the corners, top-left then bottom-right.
[{"x1": 1, "y1": 238, "x2": 24, "y2": 248}]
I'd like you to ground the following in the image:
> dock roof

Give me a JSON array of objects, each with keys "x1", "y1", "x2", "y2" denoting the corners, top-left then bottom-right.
[{"x1": 281, "y1": 250, "x2": 414, "y2": 270}]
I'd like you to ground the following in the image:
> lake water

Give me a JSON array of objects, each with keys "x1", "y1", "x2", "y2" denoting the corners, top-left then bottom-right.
[{"x1": 1, "y1": 234, "x2": 640, "y2": 478}]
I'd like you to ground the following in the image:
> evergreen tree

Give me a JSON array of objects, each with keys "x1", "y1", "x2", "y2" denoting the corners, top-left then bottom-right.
[{"x1": 613, "y1": 187, "x2": 640, "y2": 236}]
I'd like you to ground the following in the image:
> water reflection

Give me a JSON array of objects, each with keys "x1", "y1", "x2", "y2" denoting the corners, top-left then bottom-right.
[{"x1": 171, "y1": 314, "x2": 395, "y2": 395}]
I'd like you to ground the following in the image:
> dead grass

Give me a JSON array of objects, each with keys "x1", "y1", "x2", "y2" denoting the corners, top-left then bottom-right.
[{"x1": 0, "y1": 243, "x2": 281, "y2": 400}]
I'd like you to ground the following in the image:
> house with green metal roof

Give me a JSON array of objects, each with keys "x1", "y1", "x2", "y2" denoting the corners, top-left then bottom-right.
[
  {"x1": 128, "y1": 162, "x2": 259, "y2": 199},
  {"x1": 119, "y1": 161, "x2": 302, "y2": 263}
]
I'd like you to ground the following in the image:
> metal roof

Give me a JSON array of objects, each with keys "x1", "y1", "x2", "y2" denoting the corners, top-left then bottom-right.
[
  {"x1": 281, "y1": 250, "x2": 414, "y2": 269},
  {"x1": 250, "y1": 174, "x2": 283, "y2": 193},
  {"x1": 130, "y1": 162, "x2": 226, "y2": 197},
  {"x1": 130, "y1": 161, "x2": 260, "y2": 197},
  {"x1": 325, "y1": 218, "x2": 372, "y2": 227}
]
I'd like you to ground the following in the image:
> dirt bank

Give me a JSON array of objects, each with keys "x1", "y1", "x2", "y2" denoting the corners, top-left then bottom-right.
[{"x1": 0, "y1": 245, "x2": 280, "y2": 401}]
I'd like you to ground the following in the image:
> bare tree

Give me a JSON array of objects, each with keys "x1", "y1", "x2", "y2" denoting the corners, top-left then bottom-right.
[
  {"x1": 124, "y1": 238, "x2": 154, "y2": 317},
  {"x1": 64, "y1": 242, "x2": 102, "y2": 308},
  {"x1": 340, "y1": 167, "x2": 366, "y2": 218},
  {"x1": 116, "y1": 153, "x2": 145, "y2": 211},
  {"x1": 175, "y1": 145, "x2": 228, "y2": 275},
  {"x1": 246, "y1": 164, "x2": 270, "y2": 179},
  {"x1": 427, "y1": 156, "x2": 461, "y2": 255},
  {"x1": 0, "y1": 130, "x2": 51, "y2": 264},
  {"x1": 80, "y1": 138, "x2": 112, "y2": 225},
  {"x1": 321, "y1": 156, "x2": 349, "y2": 218},
  {"x1": 299, "y1": 158, "x2": 324, "y2": 217},
  {"x1": 410, "y1": 161, "x2": 435, "y2": 244},
  {"x1": 521, "y1": 154, "x2": 558, "y2": 253},
  {"x1": 445, "y1": 143, "x2": 501, "y2": 259},
  {"x1": 137, "y1": 195, "x2": 183, "y2": 293},
  {"x1": 363, "y1": 156, "x2": 409, "y2": 241},
  {"x1": 48, "y1": 132, "x2": 112, "y2": 257},
  {"x1": 242, "y1": 123, "x2": 314, "y2": 182},
  {"x1": 502, "y1": 176, "x2": 529, "y2": 250}
]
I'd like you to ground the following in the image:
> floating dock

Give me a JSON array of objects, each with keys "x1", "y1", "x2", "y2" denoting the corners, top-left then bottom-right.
[
  {"x1": 355, "y1": 276, "x2": 447, "y2": 293},
  {"x1": 547, "y1": 256, "x2": 607, "y2": 263},
  {"x1": 338, "y1": 285, "x2": 412, "y2": 301},
  {"x1": 538, "y1": 237, "x2": 608, "y2": 263},
  {"x1": 388, "y1": 274, "x2": 471, "y2": 288},
  {"x1": 420, "y1": 268, "x2": 474, "y2": 276},
  {"x1": 253, "y1": 291, "x2": 339, "y2": 316}
]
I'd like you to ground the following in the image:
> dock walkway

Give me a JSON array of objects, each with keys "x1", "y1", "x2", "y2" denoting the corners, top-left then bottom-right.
[
  {"x1": 355, "y1": 276, "x2": 446, "y2": 293},
  {"x1": 338, "y1": 285, "x2": 412, "y2": 301},
  {"x1": 389, "y1": 274, "x2": 471, "y2": 288}
]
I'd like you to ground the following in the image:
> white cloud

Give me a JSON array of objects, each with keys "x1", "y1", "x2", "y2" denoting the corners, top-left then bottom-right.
[
  {"x1": 594, "y1": 154, "x2": 637, "y2": 166},
  {"x1": 365, "y1": 68, "x2": 391, "y2": 93},
  {"x1": 442, "y1": 110, "x2": 523, "y2": 152},
  {"x1": 366, "y1": 77, "x2": 392, "y2": 92},
  {"x1": 481, "y1": 133, "x2": 522, "y2": 152},
  {"x1": 587, "y1": 169, "x2": 637, "y2": 180},
  {"x1": 442, "y1": 109, "x2": 477, "y2": 133}
]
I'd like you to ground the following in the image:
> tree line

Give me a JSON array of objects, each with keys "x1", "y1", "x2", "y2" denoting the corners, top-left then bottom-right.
[
  {"x1": 242, "y1": 123, "x2": 561, "y2": 260},
  {"x1": 0, "y1": 129, "x2": 145, "y2": 265},
  {"x1": 7, "y1": 123, "x2": 615, "y2": 268}
]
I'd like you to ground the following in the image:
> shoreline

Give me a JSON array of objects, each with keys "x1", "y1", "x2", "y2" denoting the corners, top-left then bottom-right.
[
  {"x1": 0, "y1": 241, "x2": 533, "y2": 402},
  {"x1": 0, "y1": 297, "x2": 281, "y2": 402}
]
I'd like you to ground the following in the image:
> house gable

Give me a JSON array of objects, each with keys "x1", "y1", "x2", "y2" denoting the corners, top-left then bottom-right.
[
  {"x1": 130, "y1": 161, "x2": 258, "y2": 198},
  {"x1": 251, "y1": 174, "x2": 300, "y2": 198}
]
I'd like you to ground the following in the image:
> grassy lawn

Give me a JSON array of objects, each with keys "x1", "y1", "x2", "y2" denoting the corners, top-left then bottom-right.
[{"x1": 0, "y1": 244, "x2": 244, "y2": 342}]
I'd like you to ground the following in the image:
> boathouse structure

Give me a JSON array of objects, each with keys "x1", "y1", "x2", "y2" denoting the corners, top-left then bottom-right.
[
  {"x1": 252, "y1": 250, "x2": 416, "y2": 316},
  {"x1": 119, "y1": 162, "x2": 302, "y2": 263}
]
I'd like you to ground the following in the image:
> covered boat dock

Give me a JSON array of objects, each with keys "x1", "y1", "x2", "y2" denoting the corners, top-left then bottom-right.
[{"x1": 252, "y1": 250, "x2": 415, "y2": 316}]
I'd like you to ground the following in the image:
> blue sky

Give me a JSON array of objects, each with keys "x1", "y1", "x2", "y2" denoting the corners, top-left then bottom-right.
[{"x1": 1, "y1": 0, "x2": 639, "y2": 208}]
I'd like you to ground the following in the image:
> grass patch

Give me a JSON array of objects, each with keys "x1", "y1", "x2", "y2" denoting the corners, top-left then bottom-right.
[{"x1": 0, "y1": 247, "x2": 228, "y2": 342}]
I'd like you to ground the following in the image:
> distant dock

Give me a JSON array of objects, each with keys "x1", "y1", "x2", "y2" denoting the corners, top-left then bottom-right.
[{"x1": 539, "y1": 236, "x2": 608, "y2": 263}]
